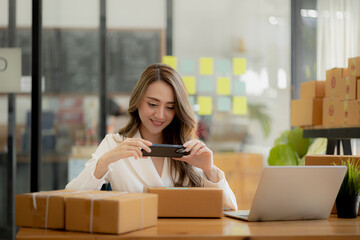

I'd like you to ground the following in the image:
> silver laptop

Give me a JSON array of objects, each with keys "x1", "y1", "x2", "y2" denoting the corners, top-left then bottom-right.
[{"x1": 224, "y1": 166, "x2": 346, "y2": 222}]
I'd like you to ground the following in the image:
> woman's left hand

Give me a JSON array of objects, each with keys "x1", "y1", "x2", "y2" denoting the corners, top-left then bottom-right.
[{"x1": 173, "y1": 139, "x2": 218, "y2": 181}]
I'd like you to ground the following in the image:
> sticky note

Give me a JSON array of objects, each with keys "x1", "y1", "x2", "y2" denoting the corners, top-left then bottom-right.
[
  {"x1": 198, "y1": 96, "x2": 212, "y2": 115},
  {"x1": 183, "y1": 76, "x2": 196, "y2": 95},
  {"x1": 200, "y1": 57, "x2": 213, "y2": 75},
  {"x1": 162, "y1": 56, "x2": 177, "y2": 70},
  {"x1": 217, "y1": 77, "x2": 231, "y2": 95},
  {"x1": 180, "y1": 59, "x2": 195, "y2": 74},
  {"x1": 198, "y1": 77, "x2": 213, "y2": 93},
  {"x1": 233, "y1": 58, "x2": 246, "y2": 75},
  {"x1": 216, "y1": 59, "x2": 231, "y2": 74},
  {"x1": 217, "y1": 96, "x2": 231, "y2": 112},
  {"x1": 233, "y1": 96, "x2": 247, "y2": 115},
  {"x1": 232, "y1": 80, "x2": 246, "y2": 95}
]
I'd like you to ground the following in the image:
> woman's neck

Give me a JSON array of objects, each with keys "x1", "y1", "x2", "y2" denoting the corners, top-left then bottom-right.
[{"x1": 139, "y1": 127, "x2": 163, "y2": 144}]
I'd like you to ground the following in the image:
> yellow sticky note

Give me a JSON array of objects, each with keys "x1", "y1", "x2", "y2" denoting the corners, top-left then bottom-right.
[
  {"x1": 233, "y1": 96, "x2": 247, "y2": 115},
  {"x1": 162, "y1": 56, "x2": 177, "y2": 70},
  {"x1": 200, "y1": 57, "x2": 213, "y2": 75},
  {"x1": 217, "y1": 77, "x2": 231, "y2": 95},
  {"x1": 233, "y1": 58, "x2": 246, "y2": 75},
  {"x1": 198, "y1": 96, "x2": 212, "y2": 115},
  {"x1": 183, "y1": 76, "x2": 196, "y2": 95}
]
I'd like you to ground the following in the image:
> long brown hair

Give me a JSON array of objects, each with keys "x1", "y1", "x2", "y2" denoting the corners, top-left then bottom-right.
[{"x1": 119, "y1": 63, "x2": 203, "y2": 187}]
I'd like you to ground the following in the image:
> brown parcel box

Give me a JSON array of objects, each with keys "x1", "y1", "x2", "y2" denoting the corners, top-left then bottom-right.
[
  {"x1": 15, "y1": 190, "x2": 83, "y2": 229},
  {"x1": 325, "y1": 68, "x2": 346, "y2": 97},
  {"x1": 291, "y1": 99, "x2": 322, "y2": 127},
  {"x1": 146, "y1": 187, "x2": 223, "y2": 218},
  {"x1": 358, "y1": 79, "x2": 360, "y2": 99},
  {"x1": 338, "y1": 76, "x2": 360, "y2": 101},
  {"x1": 322, "y1": 97, "x2": 341, "y2": 126},
  {"x1": 334, "y1": 99, "x2": 360, "y2": 125},
  {"x1": 349, "y1": 57, "x2": 360, "y2": 77},
  {"x1": 65, "y1": 192, "x2": 158, "y2": 234},
  {"x1": 305, "y1": 155, "x2": 360, "y2": 215},
  {"x1": 300, "y1": 81, "x2": 325, "y2": 99}
]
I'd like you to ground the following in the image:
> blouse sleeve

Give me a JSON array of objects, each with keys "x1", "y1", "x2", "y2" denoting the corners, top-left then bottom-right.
[
  {"x1": 200, "y1": 166, "x2": 238, "y2": 211},
  {"x1": 65, "y1": 134, "x2": 115, "y2": 190}
]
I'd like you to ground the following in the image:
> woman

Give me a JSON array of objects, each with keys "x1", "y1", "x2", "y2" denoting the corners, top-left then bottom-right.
[{"x1": 66, "y1": 63, "x2": 237, "y2": 210}]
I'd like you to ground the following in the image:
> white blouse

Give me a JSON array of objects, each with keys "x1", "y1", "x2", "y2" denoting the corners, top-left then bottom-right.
[{"x1": 66, "y1": 131, "x2": 238, "y2": 210}]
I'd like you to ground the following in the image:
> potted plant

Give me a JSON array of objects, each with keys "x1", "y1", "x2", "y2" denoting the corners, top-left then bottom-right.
[{"x1": 335, "y1": 159, "x2": 360, "y2": 218}]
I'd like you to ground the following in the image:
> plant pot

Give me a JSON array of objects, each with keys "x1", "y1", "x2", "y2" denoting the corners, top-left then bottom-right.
[{"x1": 336, "y1": 195, "x2": 360, "y2": 218}]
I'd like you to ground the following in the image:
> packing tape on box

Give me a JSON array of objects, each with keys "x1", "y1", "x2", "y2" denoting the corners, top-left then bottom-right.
[
  {"x1": 31, "y1": 190, "x2": 89, "y2": 228},
  {"x1": 85, "y1": 192, "x2": 145, "y2": 233},
  {"x1": 84, "y1": 192, "x2": 127, "y2": 233}
]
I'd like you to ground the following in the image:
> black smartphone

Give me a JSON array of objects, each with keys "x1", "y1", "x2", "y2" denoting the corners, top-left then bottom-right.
[{"x1": 141, "y1": 144, "x2": 190, "y2": 158}]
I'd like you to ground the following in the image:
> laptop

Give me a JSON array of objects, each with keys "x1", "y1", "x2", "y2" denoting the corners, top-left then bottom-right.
[{"x1": 224, "y1": 166, "x2": 346, "y2": 222}]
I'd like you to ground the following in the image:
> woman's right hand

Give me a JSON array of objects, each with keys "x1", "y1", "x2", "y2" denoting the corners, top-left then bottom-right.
[{"x1": 94, "y1": 138, "x2": 152, "y2": 179}]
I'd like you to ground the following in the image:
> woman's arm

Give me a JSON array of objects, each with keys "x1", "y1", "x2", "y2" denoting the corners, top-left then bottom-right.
[{"x1": 173, "y1": 139, "x2": 238, "y2": 210}]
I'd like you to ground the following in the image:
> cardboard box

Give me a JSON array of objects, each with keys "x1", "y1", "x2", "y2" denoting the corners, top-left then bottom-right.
[
  {"x1": 322, "y1": 97, "x2": 341, "y2": 126},
  {"x1": 65, "y1": 191, "x2": 157, "y2": 234},
  {"x1": 348, "y1": 57, "x2": 360, "y2": 77},
  {"x1": 338, "y1": 76, "x2": 359, "y2": 101},
  {"x1": 146, "y1": 187, "x2": 223, "y2": 218},
  {"x1": 15, "y1": 190, "x2": 81, "y2": 229},
  {"x1": 300, "y1": 81, "x2": 325, "y2": 99},
  {"x1": 291, "y1": 99, "x2": 322, "y2": 127},
  {"x1": 358, "y1": 79, "x2": 360, "y2": 99},
  {"x1": 325, "y1": 68, "x2": 346, "y2": 97},
  {"x1": 305, "y1": 154, "x2": 360, "y2": 215},
  {"x1": 335, "y1": 100, "x2": 360, "y2": 125}
]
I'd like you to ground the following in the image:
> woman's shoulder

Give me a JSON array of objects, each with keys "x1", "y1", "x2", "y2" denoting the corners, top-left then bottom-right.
[{"x1": 104, "y1": 132, "x2": 124, "y2": 143}]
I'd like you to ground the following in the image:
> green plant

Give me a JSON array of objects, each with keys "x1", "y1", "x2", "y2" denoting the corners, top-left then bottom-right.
[
  {"x1": 336, "y1": 159, "x2": 360, "y2": 197},
  {"x1": 267, "y1": 127, "x2": 327, "y2": 166}
]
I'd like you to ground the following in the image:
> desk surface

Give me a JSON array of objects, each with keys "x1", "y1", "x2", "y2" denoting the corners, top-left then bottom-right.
[{"x1": 16, "y1": 215, "x2": 360, "y2": 240}]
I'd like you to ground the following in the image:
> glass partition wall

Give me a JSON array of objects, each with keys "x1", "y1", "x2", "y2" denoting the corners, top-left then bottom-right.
[{"x1": 0, "y1": 0, "x2": 322, "y2": 239}]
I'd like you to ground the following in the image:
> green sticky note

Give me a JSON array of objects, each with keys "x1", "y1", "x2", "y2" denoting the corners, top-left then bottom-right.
[
  {"x1": 217, "y1": 77, "x2": 231, "y2": 95},
  {"x1": 217, "y1": 96, "x2": 231, "y2": 112},
  {"x1": 216, "y1": 59, "x2": 231, "y2": 74},
  {"x1": 198, "y1": 77, "x2": 213, "y2": 93},
  {"x1": 232, "y1": 80, "x2": 246, "y2": 95},
  {"x1": 233, "y1": 58, "x2": 246, "y2": 75},
  {"x1": 200, "y1": 57, "x2": 213, "y2": 75},
  {"x1": 183, "y1": 76, "x2": 196, "y2": 95},
  {"x1": 162, "y1": 56, "x2": 177, "y2": 70},
  {"x1": 198, "y1": 96, "x2": 212, "y2": 115},
  {"x1": 180, "y1": 59, "x2": 195, "y2": 74},
  {"x1": 233, "y1": 96, "x2": 247, "y2": 115}
]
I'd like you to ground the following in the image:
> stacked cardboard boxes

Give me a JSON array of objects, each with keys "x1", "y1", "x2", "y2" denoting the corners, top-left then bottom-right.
[
  {"x1": 291, "y1": 81, "x2": 324, "y2": 127},
  {"x1": 16, "y1": 190, "x2": 158, "y2": 234},
  {"x1": 291, "y1": 56, "x2": 360, "y2": 128}
]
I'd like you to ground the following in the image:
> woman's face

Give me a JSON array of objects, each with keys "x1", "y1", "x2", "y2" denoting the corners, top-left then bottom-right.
[{"x1": 138, "y1": 80, "x2": 176, "y2": 141}]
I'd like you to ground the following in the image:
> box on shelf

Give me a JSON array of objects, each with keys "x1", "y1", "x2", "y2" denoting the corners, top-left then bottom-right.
[
  {"x1": 305, "y1": 154, "x2": 360, "y2": 215},
  {"x1": 349, "y1": 57, "x2": 360, "y2": 77},
  {"x1": 291, "y1": 99, "x2": 322, "y2": 127},
  {"x1": 334, "y1": 100, "x2": 360, "y2": 125},
  {"x1": 325, "y1": 68, "x2": 346, "y2": 97},
  {"x1": 146, "y1": 187, "x2": 223, "y2": 218},
  {"x1": 322, "y1": 97, "x2": 341, "y2": 127},
  {"x1": 338, "y1": 76, "x2": 359, "y2": 101},
  {"x1": 300, "y1": 81, "x2": 325, "y2": 99},
  {"x1": 15, "y1": 190, "x2": 81, "y2": 229},
  {"x1": 65, "y1": 191, "x2": 158, "y2": 234}
]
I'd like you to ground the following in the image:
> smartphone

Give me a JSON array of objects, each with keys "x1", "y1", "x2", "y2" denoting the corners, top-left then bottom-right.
[{"x1": 141, "y1": 144, "x2": 190, "y2": 158}]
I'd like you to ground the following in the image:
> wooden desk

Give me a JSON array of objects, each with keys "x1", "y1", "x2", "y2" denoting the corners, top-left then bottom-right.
[{"x1": 16, "y1": 215, "x2": 360, "y2": 240}]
